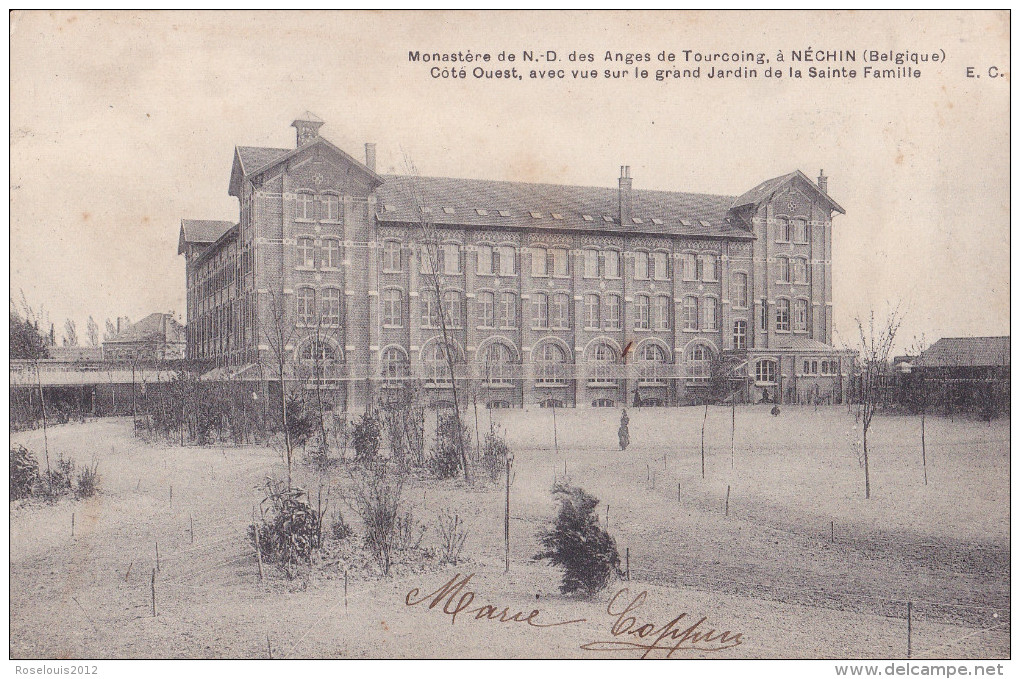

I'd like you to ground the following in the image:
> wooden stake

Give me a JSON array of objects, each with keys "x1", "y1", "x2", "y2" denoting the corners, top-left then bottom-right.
[
  {"x1": 677, "y1": 482, "x2": 681, "y2": 503},
  {"x1": 725, "y1": 485, "x2": 730, "y2": 517},
  {"x1": 344, "y1": 569, "x2": 349, "y2": 611},
  {"x1": 664, "y1": 455, "x2": 667, "y2": 471},
  {"x1": 190, "y1": 514, "x2": 194, "y2": 544},
  {"x1": 71, "y1": 512, "x2": 75, "y2": 537},
  {"x1": 831, "y1": 520, "x2": 835, "y2": 543},
  {"x1": 169, "y1": 485, "x2": 173, "y2": 507},
  {"x1": 606, "y1": 504, "x2": 610, "y2": 530},
  {"x1": 125, "y1": 561, "x2": 133, "y2": 581},
  {"x1": 907, "y1": 601, "x2": 912, "y2": 658},
  {"x1": 255, "y1": 528, "x2": 264, "y2": 582},
  {"x1": 136, "y1": 478, "x2": 141, "y2": 491},
  {"x1": 155, "y1": 540, "x2": 160, "y2": 572},
  {"x1": 151, "y1": 569, "x2": 157, "y2": 617},
  {"x1": 625, "y1": 547, "x2": 630, "y2": 581},
  {"x1": 267, "y1": 633, "x2": 273, "y2": 659}
]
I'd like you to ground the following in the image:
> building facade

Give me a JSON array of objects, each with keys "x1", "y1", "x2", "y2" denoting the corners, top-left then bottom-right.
[
  {"x1": 179, "y1": 114, "x2": 852, "y2": 410},
  {"x1": 102, "y1": 312, "x2": 186, "y2": 362}
]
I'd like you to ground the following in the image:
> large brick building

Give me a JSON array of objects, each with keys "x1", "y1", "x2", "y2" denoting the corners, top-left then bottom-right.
[{"x1": 179, "y1": 114, "x2": 852, "y2": 410}]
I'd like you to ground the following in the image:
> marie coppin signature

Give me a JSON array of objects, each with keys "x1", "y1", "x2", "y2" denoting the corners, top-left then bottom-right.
[{"x1": 404, "y1": 573, "x2": 744, "y2": 658}]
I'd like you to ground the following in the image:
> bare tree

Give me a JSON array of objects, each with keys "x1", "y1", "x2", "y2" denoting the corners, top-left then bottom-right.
[
  {"x1": 908, "y1": 335, "x2": 930, "y2": 486},
  {"x1": 852, "y1": 306, "x2": 903, "y2": 500},
  {"x1": 261, "y1": 289, "x2": 297, "y2": 487},
  {"x1": 104, "y1": 318, "x2": 117, "y2": 341},
  {"x1": 86, "y1": 316, "x2": 100, "y2": 347},
  {"x1": 402, "y1": 153, "x2": 470, "y2": 482}
]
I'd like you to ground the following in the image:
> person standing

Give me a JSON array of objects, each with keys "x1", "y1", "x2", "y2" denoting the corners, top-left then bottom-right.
[{"x1": 618, "y1": 408, "x2": 630, "y2": 451}]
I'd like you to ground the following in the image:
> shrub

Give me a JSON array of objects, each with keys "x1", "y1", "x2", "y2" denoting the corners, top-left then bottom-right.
[
  {"x1": 351, "y1": 411, "x2": 382, "y2": 463},
  {"x1": 429, "y1": 414, "x2": 469, "y2": 480},
  {"x1": 482, "y1": 429, "x2": 511, "y2": 483},
  {"x1": 348, "y1": 463, "x2": 406, "y2": 575},
  {"x1": 330, "y1": 508, "x2": 354, "y2": 543},
  {"x1": 47, "y1": 456, "x2": 76, "y2": 496},
  {"x1": 10, "y1": 445, "x2": 39, "y2": 501},
  {"x1": 249, "y1": 478, "x2": 323, "y2": 569},
  {"x1": 436, "y1": 510, "x2": 468, "y2": 565},
  {"x1": 285, "y1": 395, "x2": 316, "y2": 450},
  {"x1": 74, "y1": 461, "x2": 100, "y2": 499},
  {"x1": 534, "y1": 482, "x2": 622, "y2": 597}
]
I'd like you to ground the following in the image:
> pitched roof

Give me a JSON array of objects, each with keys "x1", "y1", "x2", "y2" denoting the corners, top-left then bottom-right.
[
  {"x1": 375, "y1": 175, "x2": 753, "y2": 239},
  {"x1": 914, "y1": 336, "x2": 1010, "y2": 368},
  {"x1": 229, "y1": 137, "x2": 383, "y2": 197},
  {"x1": 104, "y1": 313, "x2": 185, "y2": 346},
  {"x1": 180, "y1": 219, "x2": 235, "y2": 244},
  {"x1": 731, "y1": 170, "x2": 845, "y2": 214},
  {"x1": 772, "y1": 337, "x2": 842, "y2": 353},
  {"x1": 235, "y1": 146, "x2": 290, "y2": 175}
]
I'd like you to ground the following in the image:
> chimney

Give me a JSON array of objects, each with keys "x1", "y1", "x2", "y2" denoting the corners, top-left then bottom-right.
[
  {"x1": 618, "y1": 165, "x2": 633, "y2": 226},
  {"x1": 291, "y1": 112, "x2": 325, "y2": 148},
  {"x1": 817, "y1": 169, "x2": 828, "y2": 194},
  {"x1": 365, "y1": 143, "x2": 377, "y2": 172}
]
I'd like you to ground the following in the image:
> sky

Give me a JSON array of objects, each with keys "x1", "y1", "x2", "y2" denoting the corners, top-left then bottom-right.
[{"x1": 9, "y1": 10, "x2": 1010, "y2": 353}]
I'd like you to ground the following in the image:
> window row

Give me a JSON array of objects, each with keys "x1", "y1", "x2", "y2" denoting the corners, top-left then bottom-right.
[
  {"x1": 296, "y1": 237, "x2": 342, "y2": 269},
  {"x1": 775, "y1": 217, "x2": 810, "y2": 244},
  {"x1": 776, "y1": 256, "x2": 810, "y2": 284},
  {"x1": 773, "y1": 298, "x2": 811, "y2": 333},
  {"x1": 802, "y1": 359, "x2": 839, "y2": 376},
  {"x1": 295, "y1": 192, "x2": 342, "y2": 222},
  {"x1": 294, "y1": 288, "x2": 343, "y2": 326}
]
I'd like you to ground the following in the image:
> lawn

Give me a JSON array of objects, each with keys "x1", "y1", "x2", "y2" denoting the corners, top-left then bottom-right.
[{"x1": 9, "y1": 405, "x2": 1009, "y2": 659}]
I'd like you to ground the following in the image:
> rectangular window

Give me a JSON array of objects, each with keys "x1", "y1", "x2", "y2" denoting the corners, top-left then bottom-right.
[
  {"x1": 704, "y1": 297, "x2": 718, "y2": 330},
  {"x1": 605, "y1": 295, "x2": 621, "y2": 329},
  {"x1": 443, "y1": 291, "x2": 463, "y2": 327},
  {"x1": 634, "y1": 252, "x2": 649, "y2": 280},
  {"x1": 777, "y1": 218, "x2": 791, "y2": 242},
  {"x1": 683, "y1": 297, "x2": 699, "y2": 331},
  {"x1": 634, "y1": 296, "x2": 650, "y2": 329},
  {"x1": 760, "y1": 299, "x2": 768, "y2": 331},
  {"x1": 794, "y1": 219, "x2": 808, "y2": 243},
  {"x1": 652, "y1": 252, "x2": 669, "y2": 280},
  {"x1": 532, "y1": 247, "x2": 548, "y2": 276},
  {"x1": 382, "y1": 289, "x2": 402, "y2": 327},
  {"x1": 382, "y1": 241, "x2": 401, "y2": 272},
  {"x1": 323, "y1": 194, "x2": 340, "y2": 221},
  {"x1": 443, "y1": 244, "x2": 461, "y2": 274},
  {"x1": 420, "y1": 246, "x2": 439, "y2": 275},
  {"x1": 733, "y1": 320, "x2": 747, "y2": 350},
  {"x1": 733, "y1": 272, "x2": 748, "y2": 308},
  {"x1": 297, "y1": 238, "x2": 315, "y2": 268},
  {"x1": 498, "y1": 246, "x2": 515, "y2": 276},
  {"x1": 499, "y1": 292, "x2": 516, "y2": 327},
  {"x1": 794, "y1": 299, "x2": 809, "y2": 332},
  {"x1": 701, "y1": 254, "x2": 718, "y2": 281},
  {"x1": 421, "y1": 290, "x2": 440, "y2": 327},
  {"x1": 584, "y1": 294, "x2": 600, "y2": 329},
  {"x1": 682, "y1": 253, "x2": 697, "y2": 281},
  {"x1": 479, "y1": 292, "x2": 495, "y2": 328},
  {"x1": 551, "y1": 293, "x2": 570, "y2": 329},
  {"x1": 776, "y1": 299, "x2": 791, "y2": 332},
  {"x1": 655, "y1": 296, "x2": 670, "y2": 330},
  {"x1": 603, "y1": 250, "x2": 620, "y2": 278},
  {"x1": 584, "y1": 250, "x2": 599, "y2": 278},
  {"x1": 532, "y1": 293, "x2": 549, "y2": 328},
  {"x1": 477, "y1": 245, "x2": 493, "y2": 275},
  {"x1": 551, "y1": 248, "x2": 569, "y2": 277},
  {"x1": 779, "y1": 257, "x2": 791, "y2": 283},
  {"x1": 324, "y1": 239, "x2": 341, "y2": 269},
  {"x1": 297, "y1": 288, "x2": 316, "y2": 325},
  {"x1": 321, "y1": 289, "x2": 341, "y2": 326},
  {"x1": 297, "y1": 193, "x2": 315, "y2": 220},
  {"x1": 794, "y1": 258, "x2": 808, "y2": 284}
]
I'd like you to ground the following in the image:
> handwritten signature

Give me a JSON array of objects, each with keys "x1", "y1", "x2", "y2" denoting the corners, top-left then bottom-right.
[
  {"x1": 581, "y1": 588, "x2": 744, "y2": 658},
  {"x1": 405, "y1": 573, "x2": 586, "y2": 628}
]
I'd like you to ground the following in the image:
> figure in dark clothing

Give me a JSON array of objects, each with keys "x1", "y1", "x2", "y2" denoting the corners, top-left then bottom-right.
[{"x1": 618, "y1": 409, "x2": 630, "y2": 451}]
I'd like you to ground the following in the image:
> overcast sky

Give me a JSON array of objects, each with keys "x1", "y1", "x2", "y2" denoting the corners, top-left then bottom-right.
[{"x1": 10, "y1": 10, "x2": 1009, "y2": 352}]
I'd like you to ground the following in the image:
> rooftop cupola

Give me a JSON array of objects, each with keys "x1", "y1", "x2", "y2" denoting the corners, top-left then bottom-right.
[{"x1": 291, "y1": 111, "x2": 325, "y2": 147}]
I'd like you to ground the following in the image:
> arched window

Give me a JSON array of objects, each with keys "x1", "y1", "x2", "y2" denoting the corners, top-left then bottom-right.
[
  {"x1": 535, "y1": 342, "x2": 568, "y2": 385},
  {"x1": 532, "y1": 292, "x2": 549, "y2": 328},
  {"x1": 382, "y1": 289, "x2": 402, "y2": 327},
  {"x1": 603, "y1": 250, "x2": 620, "y2": 278},
  {"x1": 655, "y1": 295, "x2": 671, "y2": 330},
  {"x1": 443, "y1": 291, "x2": 463, "y2": 328},
  {"x1": 700, "y1": 254, "x2": 718, "y2": 281},
  {"x1": 776, "y1": 298, "x2": 791, "y2": 332},
  {"x1": 296, "y1": 192, "x2": 315, "y2": 220},
  {"x1": 300, "y1": 339, "x2": 339, "y2": 363},
  {"x1": 423, "y1": 341, "x2": 459, "y2": 385},
  {"x1": 497, "y1": 245, "x2": 516, "y2": 276},
  {"x1": 589, "y1": 342, "x2": 618, "y2": 385},
  {"x1": 732, "y1": 272, "x2": 748, "y2": 309},
  {"x1": 479, "y1": 291, "x2": 495, "y2": 328},
  {"x1": 477, "y1": 244, "x2": 493, "y2": 275},
  {"x1": 794, "y1": 299, "x2": 809, "y2": 333},
  {"x1": 681, "y1": 252, "x2": 697, "y2": 281},
  {"x1": 652, "y1": 251, "x2": 669, "y2": 280},
  {"x1": 442, "y1": 243, "x2": 462, "y2": 275},
  {"x1": 755, "y1": 359, "x2": 777, "y2": 385},
  {"x1": 634, "y1": 295, "x2": 650, "y2": 329},
  {"x1": 605, "y1": 294, "x2": 621, "y2": 329},
  {"x1": 532, "y1": 246, "x2": 548, "y2": 276},
  {"x1": 489, "y1": 400, "x2": 513, "y2": 409},
  {"x1": 793, "y1": 218, "x2": 808, "y2": 243},
  {"x1": 638, "y1": 343, "x2": 669, "y2": 384},
  {"x1": 592, "y1": 398, "x2": 616, "y2": 408},
  {"x1": 584, "y1": 294, "x2": 600, "y2": 329},
  {"x1": 382, "y1": 241, "x2": 401, "y2": 272},
  {"x1": 539, "y1": 398, "x2": 564, "y2": 409},
  {"x1": 686, "y1": 343, "x2": 712, "y2": 379},
  {"x1": 778, "y1": 256, "x2": 791, "y2": 283},
  {"x1": 322, "y1": 239, "x2": 341, "y2": 269},
  {"x1": 482, "y1": 342, "x2": 516, "y2": 385},
  {"x1": 551, "y1": 293, "x2": 570, "y2": 329},
  {"x1": 583, "y1": 249, "x2": 599, "y2": 278},
  {"x1": 381, "y1": 347, "x2": 408, "y2": 384},
  {"x1": 320, "y1": 288, "x2": 342, "y2": 326},
  {"x1": 296, "y1": 288, "x2": 316, "y2": 325},
  {"x1": 322, "y1": 194, "x2": 340, "y2": 222},
  {"x1": 634, "y1": 251, "x2": 649, "y2": 280},
  {"x1": 777, "y1": 217, "x2": 791, "y2": 242},
  {"x1": 499, "y1": 292, "x2": 517, "y2": 327},
  {"x1": 682, "y1": 296, "x2": 699, "y2": 331},
  {"x1": 551, "y1": 248, "x2": 569, "y2": 277}
]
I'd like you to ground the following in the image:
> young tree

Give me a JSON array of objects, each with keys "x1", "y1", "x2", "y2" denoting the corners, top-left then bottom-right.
[
  {"x1": 852, "y1": 306, "x2": 903, "y2": 500},
  {"x1": 86, "y1": 316, "x2": 100, "y2": 347},
  {"x1": 104, "y1": 318, "x2": 117, "y2": 341},
  {"x1": 262, "y1": 289, "x2": 298, "y2": 487},
  {"x1": 10, "y1": 307, "x2": 48, "y2": 359},
  {"x1": 908, "y1": 335, "x2": 930, "y2": 486},
  {"x1": 403, "y1": 153, "x2": 470, "y2": 482},
  {"x1": 63, "y1": 318, "x2": 79, "y2": 346}
]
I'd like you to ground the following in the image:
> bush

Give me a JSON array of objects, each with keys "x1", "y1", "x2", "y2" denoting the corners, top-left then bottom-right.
[
  {"x1": 351, "y1": 411, "x2": 382, "y2": 463},
  {"x1": 285, "y1": 396, "x2": 316, "y2": 450},
  {"x1": 330, "y1": 508, "x2": 354, "y2": 543},
  {"x1": 436, "y1": 510, "x2": 468, "y2": 565},
  {"x1": 482, "y1": 429, "x2": 511, "y2": 483},
  {"x1": 348, "y1": 463, "x2": 406, "y2": 575},
  {"x1": 429, "y1": 414, "x2": 469, "y2": 480},
  {"x1": 10, "y1": 445, "x2": 39, "y2": 501},
  {"x1": 249, "y1": 478, "x2": 323, "y2": 569},
  {"x1": 47, "y1": 456, "x2": 76, "y2": 495},
  {"x1": 74, "y1": 461, "x2": 100, "y2": 499},
  {"x1": 534, "y1": 482, "x2": 622, "y2": 597}
]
